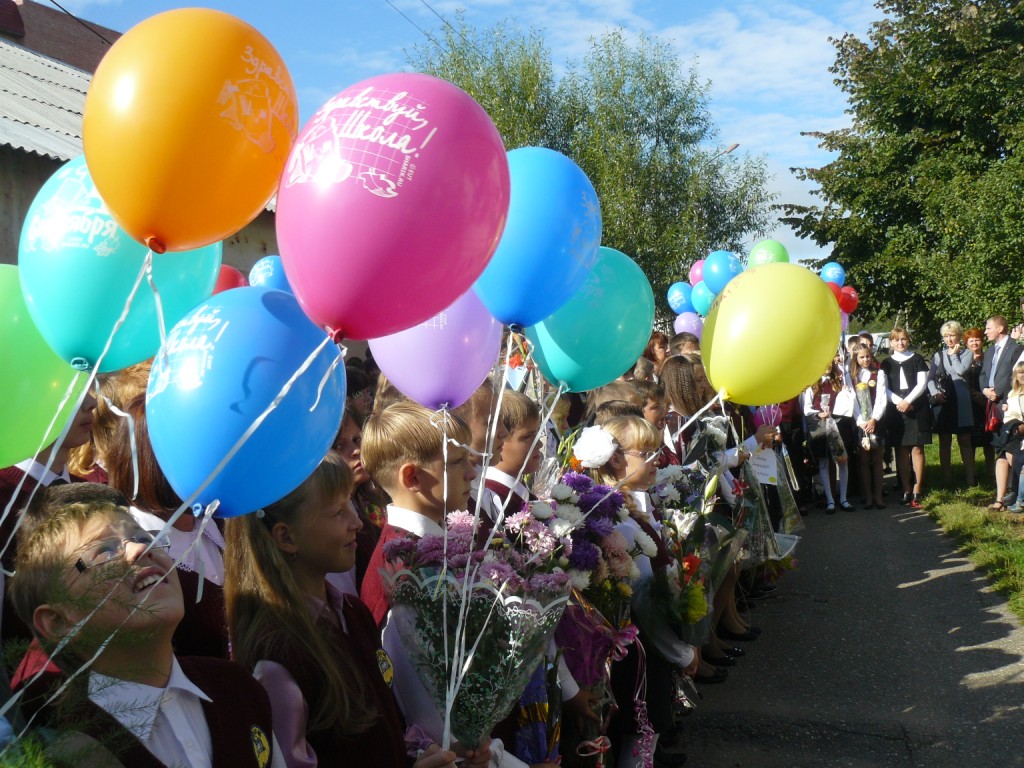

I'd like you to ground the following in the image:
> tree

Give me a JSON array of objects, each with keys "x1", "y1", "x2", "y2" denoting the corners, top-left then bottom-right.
[
  {"x1": 783, "y1": 1, "x2": 1024, "y2": 333},
  {"x1": 407, "y1": 19, "x2": 775, "y2": 313}
]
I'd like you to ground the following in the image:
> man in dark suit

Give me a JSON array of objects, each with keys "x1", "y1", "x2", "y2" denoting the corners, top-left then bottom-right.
[{"x1": 980, "y1": 315, "x2": 1023, "y2": 505}]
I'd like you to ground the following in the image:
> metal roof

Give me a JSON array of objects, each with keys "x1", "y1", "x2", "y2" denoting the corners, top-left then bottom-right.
[{"x1": 0, "y1": 37, "x2": 89, "y2": 161}]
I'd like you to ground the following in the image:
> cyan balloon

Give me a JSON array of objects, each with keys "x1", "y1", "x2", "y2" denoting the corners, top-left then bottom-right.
[
  {"x1": 0, "y1": 265, "x2": 87, "y2": 467},
  {"x1": 691, "y1": 281, "x2": 716, "y2": 316},
  {"x1": 369, "y1": 289, "x2": 502, "y2": 410},
  {"x1": 667, "y1": 282, "x2": 693, "y2": 314},
  {"x1": 249, "y1": 255, "x2": 293, "y2": 294},
  {"x1": 820, "y1": 261, "x2": 846, "y2": 287},
  {"x1": 146, "y1": 287, "x2": 345, "y2": 517},
  {"x1": 474, "y1": 147, "x2": 601, "y2": 327},
  {"x1": 525, "y1": 247, "x2": 654, "y2": 393},
  {"x1": 703, "y1": 250, "x2": 743, "y2": 294},
  {"x1": 19, "y1": 155, "x2": 221, "y2": 373},
  {"x1": 747, "y1": 239, "x2": 789, "y2": 268}
]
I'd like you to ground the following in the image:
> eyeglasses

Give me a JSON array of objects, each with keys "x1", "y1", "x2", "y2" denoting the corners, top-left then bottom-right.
[
  {"x1": 623, "y1": 449, "x2": 660, "y2": 462},
  {"x1": 74, "y1": 532, "x2": 171, "y2": 576}
]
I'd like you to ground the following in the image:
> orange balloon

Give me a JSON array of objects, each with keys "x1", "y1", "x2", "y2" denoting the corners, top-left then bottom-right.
[{"x1": 83, "y1": 9, "x2": 297, "y2": 253}]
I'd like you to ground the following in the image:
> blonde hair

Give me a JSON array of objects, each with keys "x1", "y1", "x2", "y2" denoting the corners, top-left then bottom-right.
[
  {"x1": 849, "y1": 343, "x2": 877, "y2": 381},
  {"x1": 499, "y1": 390, "x2": 540, "y2": 434},
  {"x1": 590, "y1": 416, "x2": 660, "y2": 490},
  {"x1": 939, "y1": 321, "x2": 963, "y2": 340},
  {"x1": 586, "y1": 381, "x2": 644, "y2": 419},
  {"x1": 224, "y1": 453, "x2": 369, "y2": 736},
  {"x1": 11, "y1": 495, "x2": 128, "y2": 663},
  {"x1": 889, "y1": 326, "x2": 911, "y2": 344},
  {"x1": 1012, "y1": 361, "x2": 1024, "y2": 398},
  {"x1": 361, "y1": 401, "x2": 471, "y2": 491}
]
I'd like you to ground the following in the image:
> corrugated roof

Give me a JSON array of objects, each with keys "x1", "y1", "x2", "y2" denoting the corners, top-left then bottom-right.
[{"x1": 0, "y1": 38, "x2": 89, "y2": 161}]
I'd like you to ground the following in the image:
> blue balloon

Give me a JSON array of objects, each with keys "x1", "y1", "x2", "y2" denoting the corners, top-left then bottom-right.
[
  {"x1": 703, "y1": 250, "x2": 743, "y2": 294},
  {"x1": 249, "y1": 255, "x2": 293, "y2": 294},
  {"x1": 691, "y1": 281, "x2": 717, "y2": 316},
  {"x1": 526, "y1": 247, "x2": 654, "y2": 393},
  {"x1": 19, "y1": 155, "x2": 221, "y2": 372},
  {"x1": 146, "y1": 287, "x2": 345, "y2": 517},
  {"x1": 820, "y1": 262, "x2": 846, "y2": 287},
  {"x1": 474, "y1": 147, "x2": 601, "y2": 327},
  {"x1": 667, "y1": 282, "x2": 693, "y2": 314}
]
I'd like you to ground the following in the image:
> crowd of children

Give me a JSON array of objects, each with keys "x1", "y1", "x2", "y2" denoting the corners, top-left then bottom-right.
[{"x1": 4, "y1": 318, "x2": 1012, "y2": 768}]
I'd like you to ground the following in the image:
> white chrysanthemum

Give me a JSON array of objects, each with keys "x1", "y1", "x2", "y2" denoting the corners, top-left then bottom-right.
[
  {"x1": 628, "y1": 562, "x2": 641, "y2": 581},
  {"x1": 632, "y1": 529, "x2": 658, "y2": 558},
  {"x1": 551, "y1": 484, "x2": 578, "y2": 503},
  {"x1": 616, "y1": 505, "x2": 630, "y2": 520},
  {"x1": 550, "y1": 518, "x2": 576, "y2": 538},
  {"x1": 656, "y1": 465, "x2": 684, "y2": 485},
  {"x1": 554, "y1": 503, "x2": 582, "y2": 524},
  {"x1": 659, "y1": 485, "x2": 681, "y2": 504},
  {"x1": 530, "y1": 500, "x2": 555, "y2": 520},
  {"x1": 568, "y1": 569, "x2": 591, "y2": 590},
  {"x1": 573, "y1": 425, "x2": 618, "y2": 468},
  {"x1": 558, "y1": 555, "x2": 570, "y2": 568}
]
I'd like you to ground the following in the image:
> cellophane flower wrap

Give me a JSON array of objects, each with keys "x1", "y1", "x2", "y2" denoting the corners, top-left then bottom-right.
[
  {"x1": 382, "y1": 511, "x2": 570, "y2": 750},
  {"x1": 543, "y1": 472, "x2": 638, "y2": 685}
]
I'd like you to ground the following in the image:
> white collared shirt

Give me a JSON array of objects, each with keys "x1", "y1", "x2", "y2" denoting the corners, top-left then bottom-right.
[
  {"x1": 14, "y1": 458, "x2": 70, "y2": 486},
  {"x1": 130, "y1": 507, "x2": 226, "y2": 586},
  {"x1": 385, "y1": 505, "x2": 445, "y2": 537},
  {"x1": 89, "y1": 657, "x2": 214, "y2": 768}
]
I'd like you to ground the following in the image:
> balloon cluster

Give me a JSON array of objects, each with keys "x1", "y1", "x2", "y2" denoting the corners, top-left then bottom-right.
[
  {"x1": 5, "y1": 9, "x2": 657, "y2": 516},
  {"x1": 666, "y1": 239, "x2": 790, "y2": 339},
  {"x1": 819, "y1": 261, "x2": 860, "y2": 329}
]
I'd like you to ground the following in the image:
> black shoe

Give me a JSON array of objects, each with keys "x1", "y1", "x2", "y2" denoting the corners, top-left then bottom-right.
[
  {"x1": 722, "y1": 645, "x2": 746, "y2": 658},
  {"x1": 901, "y1": 492, "x2": 912, "y2": 505},
  {"x1": 826, "y1": 503, "x2": 836, "y2": 514},
  {"x1": 872, "y1": 503, "x2": 886, "y2": 510},
  {"x1": 703, "y1": 653, "x2": 736, "y2": 667},
  {"x1": 718, "y1": 626, "x2": 759, "y2": 642},
  {"x1": 840, "y1": 500, "x2": 855, "y2": 511},
  {"x1": 694, "y1": 666, "x2": 728, "y2": 684}
]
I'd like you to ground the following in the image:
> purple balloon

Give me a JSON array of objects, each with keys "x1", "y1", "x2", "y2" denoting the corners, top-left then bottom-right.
[
  {"x1": 368, "y1": 289, "x2": 502, "y2": 409},
  {"x1": 751, "y1": 404, "x2": 781, "y2": 428},
  {"x1": 688, "y1": 259, "x2": 704, "y2": 287},
  {"x1": 673, "y1": 311, "x2": 703, "y2": 340},
  {"x1": 841, "y1": 310, "x2": 850, "y2": 331}
]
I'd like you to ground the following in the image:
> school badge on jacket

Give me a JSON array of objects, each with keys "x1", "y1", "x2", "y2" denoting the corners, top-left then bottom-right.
[{"x1": 251, "y1": 725, "x2": 271, "y2": 768}]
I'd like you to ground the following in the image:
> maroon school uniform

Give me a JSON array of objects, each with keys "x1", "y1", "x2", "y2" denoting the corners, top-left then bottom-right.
[
  {"x1": 19, "y1": 656, "x2": 276, "y2": 768},
  {"x1": 360, "y1": 523, "x2": 411, "y2": 628}
]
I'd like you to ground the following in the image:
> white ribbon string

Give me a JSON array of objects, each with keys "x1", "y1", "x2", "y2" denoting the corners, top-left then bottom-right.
[{"x1": 103, "y1": 398, "x2": 139, "y2": 502}]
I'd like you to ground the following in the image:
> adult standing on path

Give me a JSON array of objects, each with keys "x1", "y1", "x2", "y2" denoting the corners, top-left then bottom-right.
[
  {"x1": 881, "y1": 328, "x2": 931, "y2": 508},
  {"x1": 928, "y1": 321, "x2": 975, "y2": 485},
  {"x1": 980, "y1": 315, "x2": 1023, "y2": 510}
]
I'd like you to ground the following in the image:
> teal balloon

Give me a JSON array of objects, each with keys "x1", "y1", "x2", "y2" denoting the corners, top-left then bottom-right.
[
  {"x1": 691, "y1": 280, "x2": 716, "y2": 316},
  {"x1": 19, "y1": 155, "x2": 222, "y2": 372},
  {"x1": 525, "y1": 247, "x2": 654, "y2": 393},
  {"x1": 747, "y1": 239, "x2": 790, "y2": 268}
]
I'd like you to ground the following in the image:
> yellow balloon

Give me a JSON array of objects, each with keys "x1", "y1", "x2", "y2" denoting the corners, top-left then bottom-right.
[
  {"x1": 703, "y1": 262, "x2": 841, "y2": 405},
  {"x1": 83, "y1": 9, "x2": 298, "y2": 253}
]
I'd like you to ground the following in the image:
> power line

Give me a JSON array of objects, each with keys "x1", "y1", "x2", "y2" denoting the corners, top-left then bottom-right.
[
  {"x1": 45, "y1": 0, "x2": 115, "y2": 46},
  {"x1": 416, "y1": 0, "x2": 493, "y2": 64},
  {"x1": 383, "y1": 0, "x2": 451, "y2": 57}
]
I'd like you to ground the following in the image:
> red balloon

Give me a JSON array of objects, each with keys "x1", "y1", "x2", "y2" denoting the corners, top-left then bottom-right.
[
  {"x1": 839, "y1": 285, "x2": 860, "y2": 314},
  {"x1": 213, "y1": 265, "x2": 247, "y2": 294},
  {"x1": 826, "y1": 281, "x2": 842, "y2": 303}
]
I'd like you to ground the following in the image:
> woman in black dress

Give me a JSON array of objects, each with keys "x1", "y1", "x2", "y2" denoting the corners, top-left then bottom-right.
[
  {"x1": 880, "y1": 328, "x2": 932, "y2": 508},
  {"x1": 964, "y1": 328, "x2": 995, "y2": 478}
]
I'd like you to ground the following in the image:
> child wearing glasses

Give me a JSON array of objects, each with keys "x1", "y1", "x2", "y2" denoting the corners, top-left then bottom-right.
[{"x1": 9, "y1": 483, "x2": 283, "y2": 767}]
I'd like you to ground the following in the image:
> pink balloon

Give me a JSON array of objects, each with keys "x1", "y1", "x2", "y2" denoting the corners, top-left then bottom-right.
[
  {"x1": 368, "y1": 289, "x2": 502, "y2": 410},
  {"x1": 752, "y1": 404, "x2": 782, "y2": 428},
  {"x1": 276, "y1": 73, "x2": 510, "y2": 340},
  {"x1": 688, "y1": 259, "x2": 705, "y2": 287},
  {"x1": 673, "y1": 311, "x2": 703, "y2": 340}
]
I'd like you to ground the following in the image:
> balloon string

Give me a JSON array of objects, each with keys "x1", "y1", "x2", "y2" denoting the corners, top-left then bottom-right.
[
  {"x1": 0, "y1": 252, "x2": 154, "y2": 565},
  {"x1": 172, "y1": 333, "x2": 336, "y2": 516},
  {"x1": 670, "y1": 389, "x2": 725, "y2": 445},
  {"x1": 144, "y1": 254, "x2": 168, "y2": 348},
  {"x1": 310, "y1": 344, "x2": 345, "y2": 413},
  {"x1": 103, "y1": 398, "x2": 139, "y2": 502}
]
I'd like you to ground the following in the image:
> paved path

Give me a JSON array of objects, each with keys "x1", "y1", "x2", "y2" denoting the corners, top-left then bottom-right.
[{"x1": 685, "y1": 500, "x2": 1024, "y2": 767}]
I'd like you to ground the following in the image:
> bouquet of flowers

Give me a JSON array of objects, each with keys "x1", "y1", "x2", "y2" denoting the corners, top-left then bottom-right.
[
  {"x1": 383, "y1": 510, "x2": 571, "y2": 750},
  {"x1": 855, "y1": 382, "x2": 878, "y2": 451}
]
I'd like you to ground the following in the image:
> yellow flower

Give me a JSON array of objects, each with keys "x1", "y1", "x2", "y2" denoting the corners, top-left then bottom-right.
[
  {"x1": 617, "y1": 582, "x2": 633, "y2": 598},
  {"x1": 856, "y1": 382, "x2": 869, "y2": 391}
]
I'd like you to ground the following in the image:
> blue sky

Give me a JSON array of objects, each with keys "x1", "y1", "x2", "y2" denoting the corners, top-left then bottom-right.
[{"x1": 64, "y1": 0, "x2": 882, "y2": 265}]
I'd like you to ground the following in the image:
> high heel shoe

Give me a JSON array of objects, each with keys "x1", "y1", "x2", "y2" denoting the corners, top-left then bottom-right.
[{"x1": 718, "y1": 625, "x2": 759, "y2": 642}]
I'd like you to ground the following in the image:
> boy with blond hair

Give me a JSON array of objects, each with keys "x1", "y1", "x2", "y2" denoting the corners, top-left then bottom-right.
[{"x1": 9, "y1": 484, "x2": 283, "y2": 767}]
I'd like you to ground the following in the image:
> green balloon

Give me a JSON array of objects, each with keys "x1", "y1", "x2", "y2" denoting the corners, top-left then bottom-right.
[
  {"x1": 0, "y1": 265, "x2": 85, "y2": 467},
  {"x1": 526, "y1": 247, "x2": 654, "y2": 393},
  {"x1": 747, "y1": 239, "x2": 790, "y2": 268}
]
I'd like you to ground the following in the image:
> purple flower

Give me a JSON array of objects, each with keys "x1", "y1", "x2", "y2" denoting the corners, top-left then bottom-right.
[
  {"x1": 505, "y1": 509, "x2": 534, "y2": 535},
  {"x1": 584, "y1": 514, "x2": 615, "y2": 539},
  {"x1": 529, "y1": 571, "x2": 570, "y2": 592},
  {"x1": 446, "y1": 511, "x2": 477, "y2": 535},
  {"x1": 523, "y1": 520, "x2": 557, "y2": 558},
  {"x1": 561, "y1": 472, "x2": 593, "y2": 494},
  {"x1": 416, "y1": 535, "x2": 447, "y2": 566},
  {"x1": 568, "y1": 539, "x2": 600, "y2": 571},
  {"x1": 382, "y1": 537, "x2": 418, "y2": 563},
  {"x1": 480, "y1": 560, "x2": 516, "y2": 586}
]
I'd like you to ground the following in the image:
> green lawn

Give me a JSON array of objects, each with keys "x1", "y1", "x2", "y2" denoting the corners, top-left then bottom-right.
[{"x1": 919, "y1": 442, "x2": 1024, "y2": 622}]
